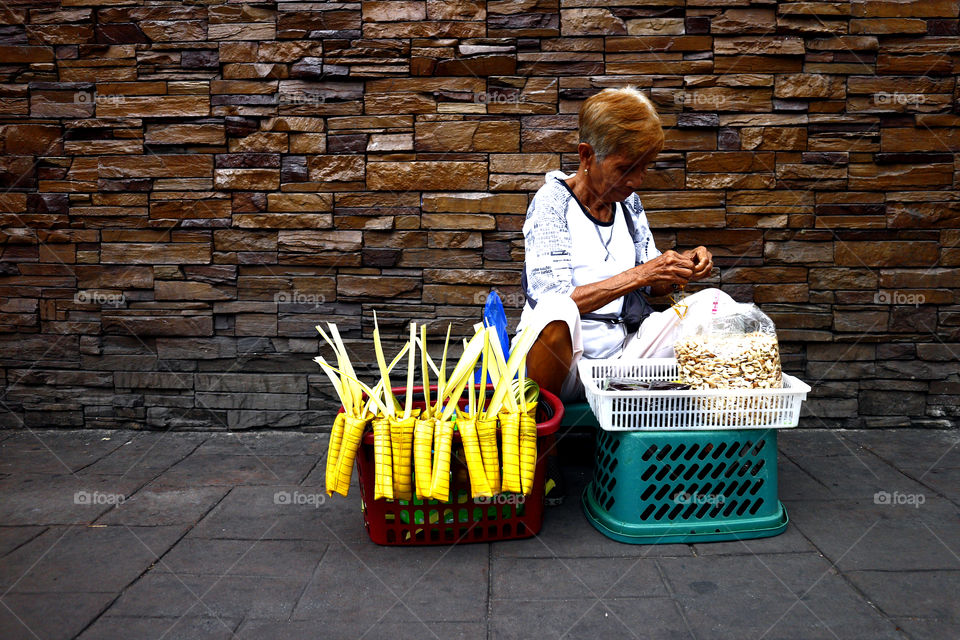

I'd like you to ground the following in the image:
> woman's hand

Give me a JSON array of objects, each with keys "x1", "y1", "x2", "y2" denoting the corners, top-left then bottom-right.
[
  {"x1": 570, "y1": 247, "x2": 714, "y2": 314},
  {"x1": 634, "y1": 250, "x2": 695, "y2": 288},
  {"x1": 683, "y1": 246, "x2": 714, "y2": 281}
]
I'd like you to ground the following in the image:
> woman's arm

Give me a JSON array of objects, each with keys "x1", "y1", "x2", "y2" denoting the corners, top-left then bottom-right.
[
  {"x1": 570, "y1": 250, "x2": 696, "y2": 314},
  {"x1": 572, "y1": 246, "x2": 714, "y2": 313}
]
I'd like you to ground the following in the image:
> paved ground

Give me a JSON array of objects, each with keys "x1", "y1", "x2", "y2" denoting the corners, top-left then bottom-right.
[{"x1": 0, "y1": 428, "x2": 958, "y2": 640}]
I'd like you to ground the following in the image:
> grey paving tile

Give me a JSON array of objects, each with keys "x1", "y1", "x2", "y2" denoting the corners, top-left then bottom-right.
[
  {"x1": 105, "y1": 572, "x2": 305, "y2": 620},
  {"x1": 96, "y1": 485, "x2": 229, "y2": 526},
  {"x1": 843, "y1": 429, "x2": 960, "y2": 470},
  {"x1": 0, "y1": 524, "x2": 186, "y2": 593},
  {"x1": 299, "y1": 454, "x2": 341, "y2": 488},
  {"x1": 691, "y1": 518, "x2": 817, "y2": 556},
  {"x1": 492, "y1": 555, "x2": 667, "y2": 601},
  {"x1": 0, "y1": 451, "x2": 90, "y2": 476},
  {"x1": 292, "y1": 543, "x2": 488, "y2": 623},
  {"x1": 0, "y1": 473, "x2": 147, "y2": 525},
  {"x1": 0, "y1": 526, "x2": 46, "y2": 557},
  {"x1": 494, "y1": 467, "x2": 694, "y2": 559},
  {"x1": 903, "y1": 466, "x2": 960, "y2": 505},
  {"x1": 295, "y1": 593, "x2": 438, "y2": 632},
  {"x1": 0, "y1": 591, "x2": 116, "y2": 640},
  {"x1": 237, "y1": 618, "x2": 486, "y2": 640},
  {"x1": 845, "y1": 570, "x2": 960, "y2": 622},
  {"x1": 786, "y1": 497, "x2": 960, "y2": 571},
  {"x1": 659, "y1": 554, "x2": 903, "y2": 640},
  {"x1": 80, "y1": 432, "x2": 208, "y2": 477},
  {"x1": 789, "y1": 449, "x2": 932, "y2": 501},
  {"x1": 78, "y1": 615, "x2": 240, "y2": 640},
  {"x1": 188, "y1": 485, "x2": 369, "y2": 543},
  {"x1": 155, "y1": 538, "x2": 326, "y2": 578},
  {"x1": 156, "y1": 453, "x2": 317, "y2": 486},
  {"x1": 3, "y1": 428, "x2": 958, "y2": 640},
  {"x1": 890, "y1": 616, "x2": 960, "y2": 640},
  {"x1": 777, "y1": 454, "x2": 833, "y2": 502},
  {"x1": 489, "y1": 597, "x2": 693, "y2": 640},
  {"x1": 194, "y1": 431, "x2": 327, "y2": 457},
  {"x1": 0, "y1": 430, "x2": 126, "y2": 475},
  {"x1": 778, "y1": 429, "x2": 868, "y2": 458}
]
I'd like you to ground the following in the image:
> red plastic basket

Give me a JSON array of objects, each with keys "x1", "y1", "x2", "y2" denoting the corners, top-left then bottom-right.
[{"x1": 351, "y1": 385, "x2": 563, "y2": 545}]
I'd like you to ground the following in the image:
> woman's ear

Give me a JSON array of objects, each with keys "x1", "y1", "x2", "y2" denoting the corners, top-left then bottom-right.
[{"x1": 577, "y1": 142, "x2": 594, "y2": 167}]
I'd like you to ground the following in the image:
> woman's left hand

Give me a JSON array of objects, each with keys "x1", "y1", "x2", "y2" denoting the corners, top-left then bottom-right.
[{"x1": 684, "y1": 246, "x2": 714, "y2": 280}]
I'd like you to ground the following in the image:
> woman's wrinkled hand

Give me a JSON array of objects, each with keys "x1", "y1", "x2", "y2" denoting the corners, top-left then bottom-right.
[
  {"x1": 634, "y1": 250, "x2": 695, "y2": 288},
  {"x1": 683, "y1": 246, "x2": 714, "y2": 281}
]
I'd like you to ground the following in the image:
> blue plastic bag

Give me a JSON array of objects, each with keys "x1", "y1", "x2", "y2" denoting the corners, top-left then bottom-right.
[{"x1": 475, "y1": 290, "x2": 511, "y2": 384}]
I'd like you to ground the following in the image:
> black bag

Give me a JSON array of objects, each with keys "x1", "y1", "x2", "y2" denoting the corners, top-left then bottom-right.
[{"x1": 521, "y1": 197, "x2": 654, "y2": 334}]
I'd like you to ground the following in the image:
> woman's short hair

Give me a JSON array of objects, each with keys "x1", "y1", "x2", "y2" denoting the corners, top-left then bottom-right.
[{"x1": 578, "y1": 86, "x2": 664, "y2": 165}]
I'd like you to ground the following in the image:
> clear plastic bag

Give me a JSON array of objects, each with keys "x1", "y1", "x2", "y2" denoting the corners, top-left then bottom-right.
[{"x1": 673, "y1": 296, "x2": 782, "y2": 390}]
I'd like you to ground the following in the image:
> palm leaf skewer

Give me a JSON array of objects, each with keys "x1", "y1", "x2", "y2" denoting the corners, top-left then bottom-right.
[
  {"x1": 413, "y1": 324, "x2": 438, "y2": 500},
  {"x1": 456, "y1": 329, "x2": 494, "y2": 498},
  {"x1": 428, "y1": 327, "x2": 487, "y2": 501},
  {"x1": 388, "y1": 322, "x2": 419, "y2": 501},
  {"x1": 474, "y1": 325, "x2": 501, "y2": 495},
  {"x1": 315, "y1": 322, "x2": 400, "y2": 497},
  {"x1": 517, "y1": 355, "x2": 538, "y2": 495},
  {"x1": 370, "y1": 311, "x2": 398, "y2": 501},
  {"x1": 426, "y1": 324, "x2": 459, "y2": 503},
  {"x1": 486, "y1": 326, "x2": 538, "y2": 495}
]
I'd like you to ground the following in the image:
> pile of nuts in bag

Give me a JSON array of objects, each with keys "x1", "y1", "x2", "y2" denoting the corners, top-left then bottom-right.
[
  {"x1": 674, "y1": 332, "x2": 782, "y2": 390},
  {"x1": 672, "y1": 292, "x2": 783, "y2": 391}
]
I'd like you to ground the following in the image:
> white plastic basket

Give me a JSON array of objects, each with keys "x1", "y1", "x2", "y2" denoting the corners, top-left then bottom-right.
[{"x1": 579, "y1": 358, "x2": 811, "y2": 431}]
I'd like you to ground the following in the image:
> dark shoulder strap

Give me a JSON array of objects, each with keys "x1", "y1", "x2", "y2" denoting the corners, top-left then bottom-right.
[
  {"x1": 621, "y1": 196, "x2": 638, "y2": 265},
  {"x1": 521, "y1": 267, "x2": 537, "y2": 309}
]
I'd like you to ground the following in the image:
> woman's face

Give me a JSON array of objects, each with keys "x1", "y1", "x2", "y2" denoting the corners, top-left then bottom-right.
[{"x1": 590, "y1": 151, "x2": 651, "y2": 203}]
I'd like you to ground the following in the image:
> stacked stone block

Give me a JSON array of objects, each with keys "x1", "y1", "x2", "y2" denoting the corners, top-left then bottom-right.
[{"x1": 0, "y1": 1, "x2": 958, "y2": 429}]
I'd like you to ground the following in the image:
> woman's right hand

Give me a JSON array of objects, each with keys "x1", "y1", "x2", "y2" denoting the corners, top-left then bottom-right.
[{"x1": 634, "y1": 250, "x2": 695, "y2": 289}]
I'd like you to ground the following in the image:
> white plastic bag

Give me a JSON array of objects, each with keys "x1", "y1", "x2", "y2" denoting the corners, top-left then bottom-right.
[
  {"x1": 621, "y1": 288, "x2": 738, "y2": 360},
  {"x1": 674, "y1": 295, "x2": 782, "y2": 390}
]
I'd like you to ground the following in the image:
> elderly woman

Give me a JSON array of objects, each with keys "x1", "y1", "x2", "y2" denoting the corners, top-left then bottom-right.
[{"x1": 516, "y1": 86, "x2": 721, "y2": 403}]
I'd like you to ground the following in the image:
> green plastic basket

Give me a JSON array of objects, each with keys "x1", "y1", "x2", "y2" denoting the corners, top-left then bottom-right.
[{"x1": 583, "y1": 428, "x2": 788, "y2": 544}]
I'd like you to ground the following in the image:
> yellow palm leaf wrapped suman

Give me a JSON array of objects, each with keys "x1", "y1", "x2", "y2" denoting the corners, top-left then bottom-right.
[
  {"x1": 476, "y1": 414, "x2": 501, "y2": 494},
  {"x1": 456, "y1": 410, "x2": 493, "y2": 498},
  {"x1": 482, "y1": 325, "x2": 538, "y2": 496},
  {"x1": 334, "y1": 414, "x2": 370, "y2": 496},
  {"x1": 519, "y1": 408, "x2": 538, "y2": 495},
  {"x1": 413, "y1": 415, "x2": 435, "y2": 499},
  {"x1": 412, "y1": 323, "x2": 436, "y2": 501},
  {"x1": 371, "y1": 416, "x2": 394, "y2": 501},
  {"x1": 428, "y1": 417, "x2": 455, "y2": 501},
  {"x1": 325, "y1": 411, "x2": 347, "y2": 496},
  {"x1": 499, "y1": 410, "x2": 522, "y2": 494},
  {"x1": 428, "y1": 328, "x2": 487, "y2": 501},
  {"x1": 316, "y1": 322, "x2": 393, "y2": 498},
  {"x1": 389, "y1": 413, "x2": 418, "y2": 501}
]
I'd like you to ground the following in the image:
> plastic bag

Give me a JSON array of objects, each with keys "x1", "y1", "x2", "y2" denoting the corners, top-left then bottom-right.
[
  {"x1": 678, "y1": 295, "x2": 776, "y2": 338},
  {"x1": 475, "y1": 290, "x2": 510, "y2": 384},
  {"x1": 673, "y1": 296, "x2": 782, "y2": 390}
]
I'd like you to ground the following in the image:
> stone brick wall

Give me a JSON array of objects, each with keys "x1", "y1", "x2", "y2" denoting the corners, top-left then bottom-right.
[{"x1": 1, "y1": 1, "x2": 959, "y2": 431}]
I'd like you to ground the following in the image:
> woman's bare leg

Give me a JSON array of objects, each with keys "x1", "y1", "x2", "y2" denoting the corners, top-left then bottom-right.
[
  {"x1": 525, "y1": 320, "x2": 571, "y2": 505},
  {"x1": 524, "y1": 320, "x2": 573, "y2": 398}
]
